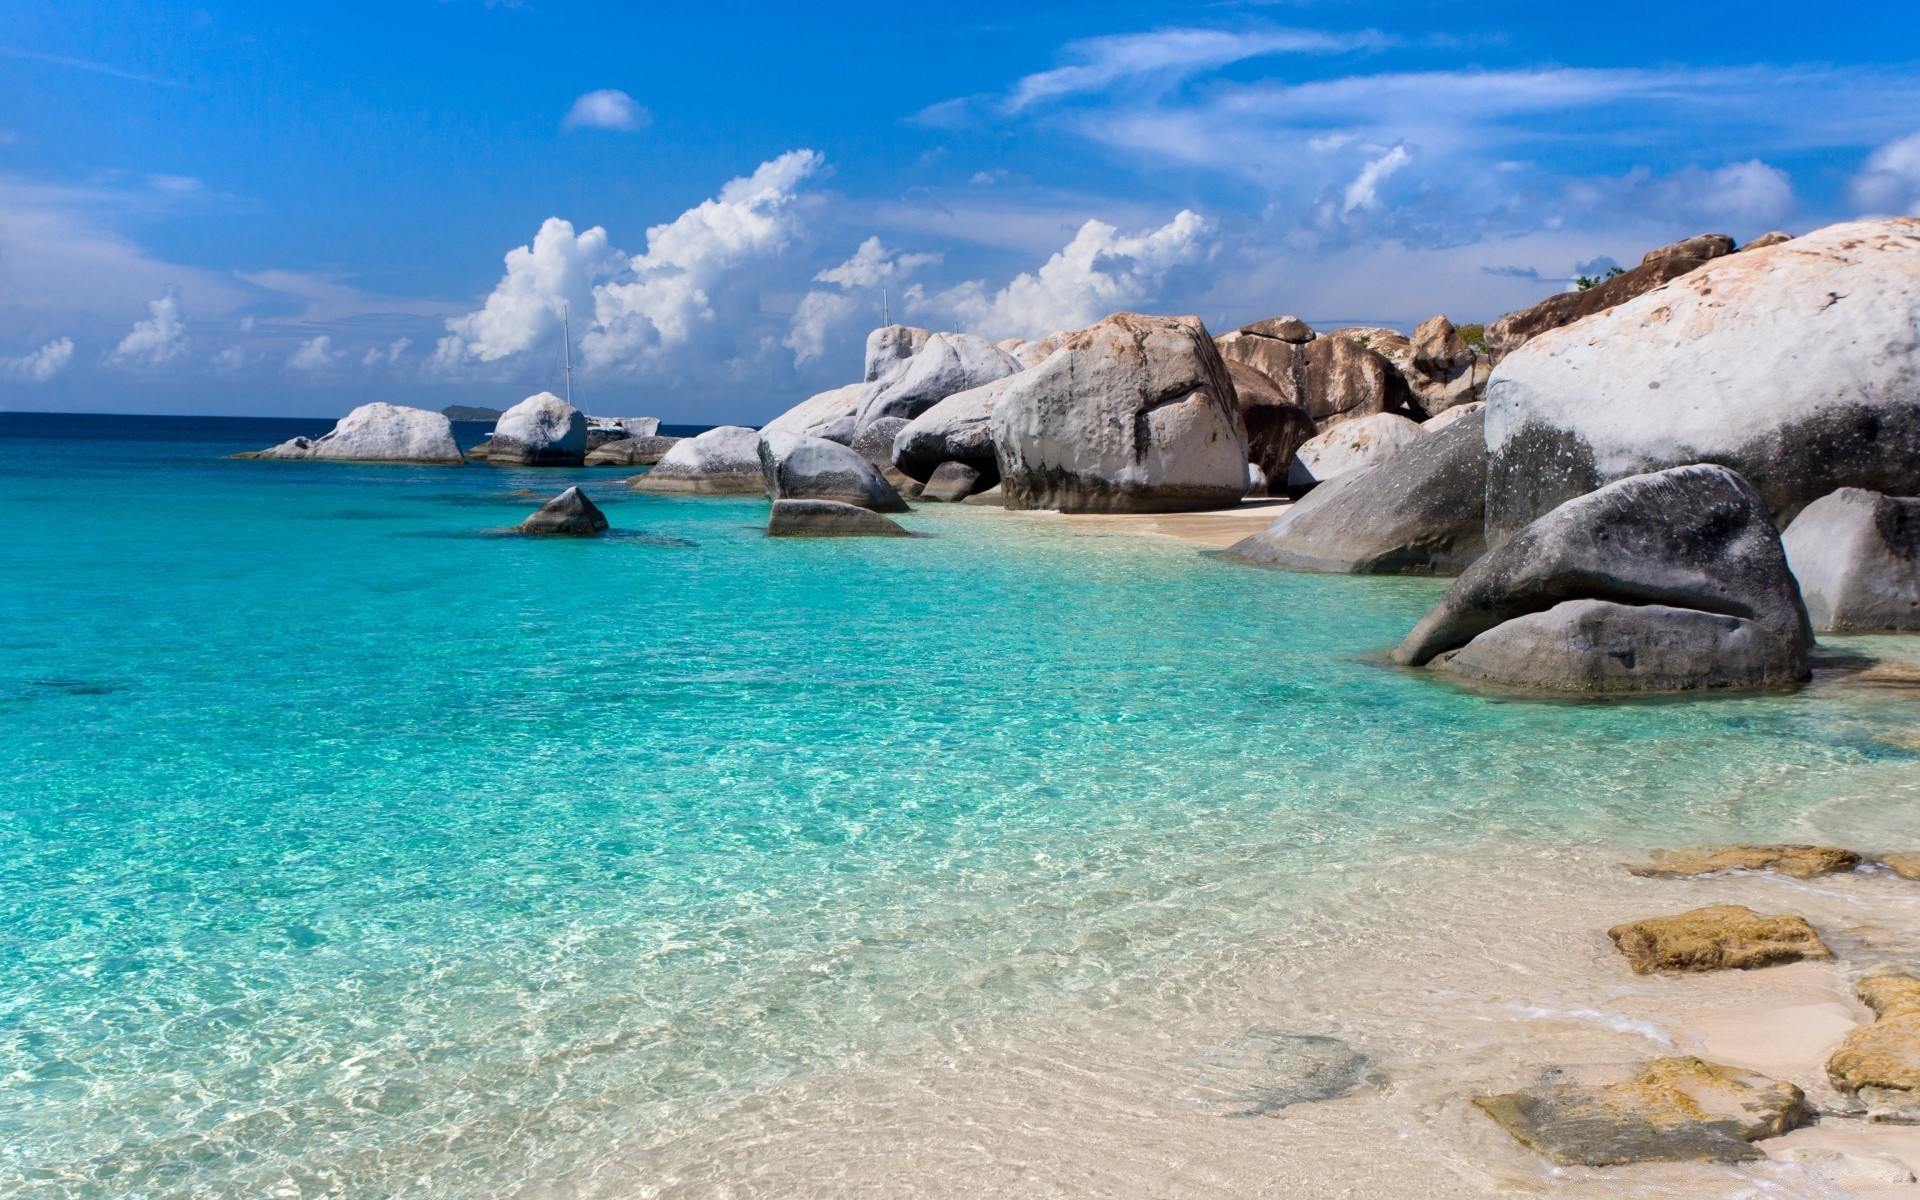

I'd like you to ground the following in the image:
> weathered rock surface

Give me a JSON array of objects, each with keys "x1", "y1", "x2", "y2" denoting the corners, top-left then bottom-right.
[
  {"x1": 585, "y1": 435, "x2": 680, "y2": 466},
  {"x1": 1828, "y1": 973, "x2": 1920, "y2": 1120},
  {"x1": 757, "y1": 431, "x2": 908, "y2": 512},
  {"x1": 1742, "y1": 231, "x2": 1794, "y2": 251},
  {"x1": 1782, "y1": 488, "x2": 1920, "y2": 633},
  {"x1": 1878, "y1": 852, "x2": 1920, "y2": 880},
  {"x1": 1476, "y1": 1057, "x2": 1811, "y2": 1166},
  {"x1": 1607, "y1": 906, "x2": 1830, "y2": 974},
  {"x1": 1395, "y1": 465, "x2": 1814, "y2": 692},
  {"x1": 891, "y1": 375, "x2": 1015, "y2": 485},
  {"x1": 1287, "y1": 412, "x2": 1424, "y2": 491},
  {"x1": 1484, "y1": 232, "x2": 1737, "y2": 357},
  {"x1": 962, "y1": 484, "x2": 1005, "y2": 507},
  {"x1": 849, "y1": 416, "x2": 911, "y2": 467},
  {"x1": 766, "y1": 498, "x2": 910, "y2": 538},
  {"x1": 760, "y1": 383, "x2": 865, "y2": 444},
  {"x1": 864, "y1": 324, "x2": 931, "y2": 383},
  {"x1": 517, "y1": 486, "x2": 609, "y2": 535},
  {"x1": 1242, "y1": 315, "x2": 1315, "y2": 343},
  {"x1": 630, "y1": 425, "x2": 765, "y2": 495},
  {"x1": 990, "y1": 312, "x2": 1248, "y2": 513},
  {"x1": 585, "y1": 416, "x2": 661, "y2": 450},
  {"x1": 1642, "y1": 233, "x2": 1736, "y2": 266},
  {"x1": 1226, "y1": 360, "x2": 1316, "y2": 490},
  {"x1": 1421, "y1": 400, "x2": 1483, "y2": 436},
  {"x1": 1630, "y1": 845, "x2": 1862, "y2": 879},
  {"x1": 856, "y1": 332, "x2": 1019, "y2": 430},
  {"x1": 489, "y1": 393, "x2": 588, "y2": 466},
  {"x1": 1774, "y1": 1146, "x2": 1916, "y2": 1185},
  {"x1": 1011, "y1": 331, "x2": 1070, "y2": 369},
  {"x1": 1485, "y1": 218, "x2": 1920, "y2": 541},
  {"x1": 1183, "y1": 1030, "x2": 1371, "y2": 1117},
  {"x1": 1216, "y1": 322, "x2": 1408, "y2": 430},
  {"x1": 465, "y1": 438, "x2": 493, "y2": 461},
  {"x1": 1225, "y1": 408, "x2": 1487, "y2": 575},
  {"x1": 918, "y1": 461, "x2": 982, "y2": 503},
  {"x1": 1403, "y1": 315, "x2": 1491, "y2": 414},
  {"x1": 239, "y1": 403, "x2": 465, "y2": 464}
]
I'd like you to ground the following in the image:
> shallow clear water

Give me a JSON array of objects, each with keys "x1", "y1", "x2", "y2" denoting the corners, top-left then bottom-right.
[{"x1": 2, "y1": 415, "x2": 1916, "y2": 1198}]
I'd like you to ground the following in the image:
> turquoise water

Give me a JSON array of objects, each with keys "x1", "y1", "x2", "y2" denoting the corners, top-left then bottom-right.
[{"x1": 2, "y1": 415, "x2": 1917, "y2": 1198}]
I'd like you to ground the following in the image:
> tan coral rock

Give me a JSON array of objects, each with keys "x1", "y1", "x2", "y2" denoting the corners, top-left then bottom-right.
[
  {"x1": 1828, "y1": 974, "x2": 1920, "y2": 1109},
  {"x1": 1630, "y1": 844, "x2": 1862, "y2": 880},
  {"x1": 1877, "y1": 852, "x2": 1920, "y2": 879},
  {"x1": 1607, "y1": 905, "x2": 1830, "y2": 974}
]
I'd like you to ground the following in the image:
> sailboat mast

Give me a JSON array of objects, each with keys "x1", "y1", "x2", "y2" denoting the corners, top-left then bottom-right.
[{"x1": 562, "y1": 304, "x2": 574, "y2": 407}]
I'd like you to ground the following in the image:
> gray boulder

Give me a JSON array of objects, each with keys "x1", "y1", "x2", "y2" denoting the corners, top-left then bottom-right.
[
  {"x1": 758, "y1": 431, "x2": 909, "y2": 512},
  {"x1": 1742, "y1": 231, "x2": 1794, "y2": 251},
  {"x1": 864, "y1": 324, "x2": 931, "y2": 382},
  {"x1": 1286, "y1": 412, "x2": 1424, "y2": 491},
  {"x1": 518, "y1": 486, "x2": 609, "y2": 536},
  {"x1": 630, "y1": 425, "x2": 764, "y2": 495},
  {"x1": 759, "y1": 383, "x2": 864, "y2": 444},
  {"x1": 767, "y1": 499, "x2": 910, "y2": 538},
  {"x1": 585, "y1": 416, "x2": 661, "y2": 450},
  {"x1": 1394, "y1": 464, "x2": 1813, "y2": 692},
  {"x1": 1781, "y1": 488, "x2": 1920, "y2": 632},
  {"x1": 891, "y1": 375, "x2": 1016, "y2": 485},
  {"x1": 1643, "y1": 233, "x2": 1735, "y2": 266},
  {"x1": 1403, "y1": 315, "x2": 1490, "y2": 414},
  {"x1": 1484, "y1": 218, "x2": 1920, "y2": 543},
  {"x1": 855, "y1": 332, "x2": 1020, "y2": 430},
  {"x1": 585, "y1": 435, "x2": 680, "y2": 466},
  {"x1": 849, "y1": 416, "x2": 911, "y2": 467},
  {"x1": 1225, "y1": 408, "x2": 1487, "y2": 574},
  {"x1": 990, "y1": 312, "x2": 1248, "y2": 513},
  {"x1": 919, "y1": 462, "x2": 981, "y2": 502},
  {"x1": 490, "y1": 393, "x2": 588, "y2": 466},
  {"x1": 239, "y1": 403, "x2": 465, "y2": 464}
]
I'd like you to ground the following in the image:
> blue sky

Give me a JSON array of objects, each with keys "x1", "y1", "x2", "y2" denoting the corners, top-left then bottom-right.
[{"x1": 3, "y1": 1, "x2": 1919, "y2": 420}]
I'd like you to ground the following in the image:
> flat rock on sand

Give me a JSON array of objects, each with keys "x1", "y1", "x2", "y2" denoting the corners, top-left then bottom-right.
[
  {"x1": 1608, "y1": 905, "x2": 1830, "y2": 974},
  {"x1": 1630, "y1": 845, "x2": 1863, "y2": 879},
  {"x1": 1475, "y1": 1056, "x2": 1810, "y2": 1166},
  {"x1": 1829, "y1": 974, "x2": 1920, "y2": 1122}
]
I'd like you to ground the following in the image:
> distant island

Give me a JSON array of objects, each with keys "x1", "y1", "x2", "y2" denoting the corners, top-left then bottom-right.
[{"x1": 441, "y1": 405, "x2": 502, "y2": 422}]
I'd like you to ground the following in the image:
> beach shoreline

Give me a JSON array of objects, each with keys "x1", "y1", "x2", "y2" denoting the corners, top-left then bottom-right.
[{"x1": 988, "y1": 496, "x2": 1293, "y2": 549}]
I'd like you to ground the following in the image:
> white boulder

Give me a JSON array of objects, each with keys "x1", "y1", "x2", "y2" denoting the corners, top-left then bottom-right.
[
  {"x1": 1781, "y1": 488, "x2": 1920, "y2": 632},
  {"x1": 1286, "y1": 412, "x2": 1424, "y2": 490},
  {"x1": 630, "y1": 425, "x2": 764, "y2": 495},
  {"x1": 490, "y1": 392, "x2": 587, "y2": 466},
  {"x1": 855, "y1": 333, "x2": 1019, "y2": 431},
  {"x1": 239, "y1": 403, "x2": 465, "y2": 464}
]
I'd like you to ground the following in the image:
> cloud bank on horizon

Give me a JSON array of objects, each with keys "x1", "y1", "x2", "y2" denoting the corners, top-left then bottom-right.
[{"x1": 2, "y1": 0, "x2": 1918, "y2": 418}]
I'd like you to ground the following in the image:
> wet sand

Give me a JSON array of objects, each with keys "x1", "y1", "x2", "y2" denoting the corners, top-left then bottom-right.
[{"x1": 997, "y1": 497, "x2": 1293, "y2": 549}]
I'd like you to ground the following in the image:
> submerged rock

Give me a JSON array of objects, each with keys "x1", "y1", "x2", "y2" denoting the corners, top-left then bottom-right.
[
  {"x1": 758, "y1": 431, "x2": 908, "y2": 512},
  {"x1": 918, "y1": 461, "x2": 982, "y2": 503},
  {"x1": 631, "y1": 426, "x2": 765, "y2": 495},
  {"x1": 1183, "y1": 1030, "x2": 1371, "y2": 1118},
  {"x1": 238, "y1": 403, "x2": 465, "y2": 464},
  {"x1": 1607, "y1": 905, "x2": 1830, "y2": 974},
  {"x1": 1476, "y1": 1057, "x2": 1810, "y2": 1166},
  {"x1": 1878, "y1": 853, "x2": 1920, "y2": 880},
  {"x1": 1774, "y1": 1146, "x2": 1916, "y2": 1185},
  {"x1": 766, "y1": 499, "x2": 910, "y2": 538},
  {"x1": 1781, "y1": 488, "x2": 1920, "y2": 633},
  {"x1": 1630, "y1": 845, "x2": 1861, "y2": 879},
  {"x1": 517, "y1": 486, "x2": 608, "y2": 535},
  {"x1": 585, "y1": 435, "x2": 680, "y2": 466}
]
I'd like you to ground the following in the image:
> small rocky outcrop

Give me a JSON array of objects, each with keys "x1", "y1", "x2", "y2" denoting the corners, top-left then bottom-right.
[
  {"x1": 1878, "y1": 853, "x2": 1920, "y2": 880},
  {"x1": 855, "y1": 332, "x2": 1020, "y2": 431},
  {"x1": 585, "y1": 416, "x2": 661, "y2": 450},
  {"x1": 465, "y1": 438, "x2": 494, "y2": 461},
  {"x1": 766, "y1": 499, "x2": 910, "y2": 538},
  {"x1": 1224, "y1": 408, "x2": 1487, "y2": 575},
  {"x1": 489, "y1": 392, "x2": 588, "y2": 466},
  {"x1": 864, "y1": 324, "x2": 931, "y2": 382},
  {"x1": 918, "y1": 462, "x2": 981, "y2": 502},
  {"x1": 1286, "y1": 412, "x2": 1425, "y2": 491},
  {"x1": 1607, "y1": 905, "x2": 1830, "y2": 974},
  {"x1": 759, "y1": 383, "x2": 865, "y2": 445},
  {"x1": 1214, "y1": 320, "x2": 1409, "y2": 430},
  {"x1": 1781, "y1": 488, "x2": 1920, "y2": 633},
  {"x1": 517, "y1": 486, "x2": 609, "y2": 535},
  {"x1": 1395, "y1": 465, "x2": 1814, "y2": 693},
  {"x1": 1225, "y1": 360, "x2": 1316, "y2": 491},
  {"x1": 1742, "y1": 231, "x2": 1794, "y2": 251},
  {"x1": 1630, "y1": 845, "x2": 1862, "y2": 879},
  {"x1": 585, "y1": 435, "x2": 680, "y2": 466},
  {"x1": 758, "y1": 431, "x2": 908, "y2": 512},
  {"x1": 1476, "y1": 1057, "x2": 1811, "y2": 1166},
  {"x1": 630, "y1": 425, "x2": 765, "y2": 495},
  {"x1": 1483, "y1": 218, "x2": 1920, "y2": 542},
  {"x1": 1403, "y1": 315, "x2": 1490, "y2": 414},
  {"x1": 238, "y1": 403, "x2": 466, "y2": 464},
  {"x1": 1483, "y1": 232, "x2": 1736, "y2": 358},
  {"x1": 1828, "y1": 973, "x2": 1920, "y2": 1122},
  {"x1": 990, "y1": 312, "x2": 1248, "y2": 513},
  {"x1": 891, "y1": 375, "x2": 1015, "y2": 485}
]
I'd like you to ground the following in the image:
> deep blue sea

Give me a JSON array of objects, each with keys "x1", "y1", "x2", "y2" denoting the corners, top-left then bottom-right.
[{"x1": 3, "y1": 413, "x2": 1917, "y2": 1197}]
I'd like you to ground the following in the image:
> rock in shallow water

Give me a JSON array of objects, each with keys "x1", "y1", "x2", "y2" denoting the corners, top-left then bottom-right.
[
  {"x1": 585, "y1": 435, "x2": 680, "y2": 467},
  {"x1": 1781, "y1": 487, "x2": 1920, "y2": 633},
  {"x1": 490, "y1": 392, "x2": 588, "y2": 466},
  {"x1": 517, "y1": 486, "x2": 608, "y2": 535},
  {"x1": 766, "y1": 499, "x2": 910, "y2": 538},
  {"x1": 631, "y1": 426, "x2": 765, "y2": 495},
  {"x1": 1629, "y1": 844, "x2": 1861, "y2": 879},
  {"x1": 239, "y1": 403, "x2": 465, "y2": 464},
  {"x1": 758, "y1": 431, "x2": 908, "y2": 512},
  {"x1": 1183, "y1": 1030, "x2": 1371, "y2": 1118},
  {"x1": 1607, "y1": 905, "x2": 1830, "y2": 974},
  {"x1": 918, "y1": 461, "x2": 981, "y2": 503}
]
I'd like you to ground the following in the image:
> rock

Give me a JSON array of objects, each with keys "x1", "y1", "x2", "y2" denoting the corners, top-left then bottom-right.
[
  {"x1": 891, "y1": 375, "x2": 1015, "y2": 485},
  {"x1": 1878, "y1": 853, "x2": 1920, "y2": 880},
  {"x1": 1395, "y1": 465, "x2": 1814, "y2": 693},
  {"x1": 1485, "y1": 218, "x2": 1920, "y2": 541},
  {"x1": 1741, "y1": 231, "x2": 1794, "y2": 251},
  {"x1": 758, "y1": 431, "x2": 909, "y2": 512},
  {"x1": 586, "y1": 416, "x2": 661, "y2": 448},
  {"x1": 1011, "y1": 331, "x2": 1070, "y2": 368},
  {"x1": 1242, "y1": 315, "x2": 1315, "y2": 343},
  {"x1": 864, "y1": 324, "x2": 931, "y2": 383},
  {"x1": 465, "y1": 439, "x2": 494, "y2": 461},
  {"x1": 1642, "y1": 232, "x2": 1736, "y2": 267},
  {"x1": 1630, "y1": 845, "x2": 1862, "y2": 879},
  {"x1": 1286, "y1": 413, "x2": 1425, "y2": 491},
  {"x1": 1421, "y1": 400, "x2": 1483, "y2": 436},
  {"x1": 1782, "y1": 488, "x2": 1920, "y2": 633},
  {"x1": 1216, "y1": 324, "x2": 1409, "y2": 430},
  {"x1": 1483, "y1": 233, "x2": 1736, "y2": 359},
  {"x1": 1774, "y1": 1146, "x2": 1916, "y2": 1185},
  {"x1": 1225, "y1": 408, "x2": 1487, "y2": 575},
  {"x1": 766, "y1": 498, "x2": 910, "y2": 538},
  {"x1": 1404, "y1": 315, "x2": 1491, "y2": 414},
  {"x1": 630, "y1": 425, "x2": 765, "y2": 495},
  {"x1": 849, "y1": 416, "x2": 912, "y2": 467},
  {"x1": 990, "y1": 312, "x2": 1248, "y2": 513},
  {"x1": 1226, "y1": 360, "x2": 1317, "y2": 491},
  {"x1": 237, "y1": 403, "x2": 466, "y2": 464},
  {"x1": 962, "y1": 484, "x2": 1005, "y2": 507},
  {"x1": 489, "y1": 393, "x2": 588, "y2": 466},
  {"x1": 1828, "y1": 974, "x2": 1920, "y2": 1108},
  {"x1": 856, "y1": 332, "x2": 1020, "y2": 430},
  {"x1": 918, "y1": 462, "x2": 981, "y2": 503},
  {"x1": 517, "y1": 486, "x2": 609, "y2": 535},
  {"x1": 760, "y1": 383, "x2": 865, "y2": 444},
  {"x1": 1183, "y1": 1030, "x2": 1370, "y2": 1117},
  {"x1": 1607, "y1": 906, "x2": 1830, "y2": 974},
  {"x1": 584, "y1": 435, "x2": 680, "y2": 466},
  {"x1": 1475, "y1": 1057, "x2": 1811, "y2": 1166}
]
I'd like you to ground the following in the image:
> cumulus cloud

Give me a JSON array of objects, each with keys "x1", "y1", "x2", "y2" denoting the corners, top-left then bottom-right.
[
  {"x1": 1343, "y1": 145, "x2": 1411, "y2": 213},
  {"x1": 1851, "y1": 132, "x2": 1920, "y2": 216},
  {"x1": 1671, "y1": 159, "x2": 1795, "y2": 225},
  {"x1": 106, "y1": 290, "x2": 187, "y2": 368},
  {"x1": 363, "y1": 337, "x2": 412, "y2": 367},
  {"x1": 562, "y1": 89, "x2": 650, "y2": 132},
  {"x1": 210, "y1": 344, "x2": 253, "y2": 374},
  {"x1": 287, "y1": 335, "x2": 343, "y2": 372},
  {"x1": 912, "y1": 209, "x2": 1214, "y2": 341},
  {"x1": 784, "y1": 237, "x2": 942, "y2": 363},
  {"x1": 1, "y1": 336, "x2": 75, "y2": 382}
]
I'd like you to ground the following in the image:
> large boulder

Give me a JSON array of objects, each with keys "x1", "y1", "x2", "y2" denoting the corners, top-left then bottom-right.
[
  {"x1": 918, "y1": 461, "x2": 982, "y2": 503},
  {"x1": 1781, "y1": 488, "x2": 1920, "y2": 633},
  {"x1": 585, "y1": 416, "x2": 661, "y2": 450},
  {"x1": 1225, "y1": 408, "x2": 1487, "y2": 574},
  {"x1": 890, "y1": 375, "x2": 1016, "y2": 485},
  {"x1": 630, "y1": 425, "x2": 764, "y2": 495},
  {"x1": 864, "y1": 324, "x2": 931, "y2": 382},
  {"x1": 759, "y1": 383, "x2": 865, "y2": 445},
  {"x1": 1485, "y1": 219, "x2": 1920, "y2": 541},
  {"x1": 1402, "y1": 315, "x2": 1490, "y2": 414},
  {"x1": 855, "y1": 333, "x2": 1020, "y2": 430},
  {"x1": 1215, "y1": 322, "x2": 1409, "y2": 430},
  {"x1": 849, "y1": 416, "x2": 911, "y2": 467},
  {"x1": 1010, "y1": 331, "x2": 1070, "y2": 369},
  {"x1": 1484, "y1": 231, "x2": 1737, "y2": 357},
  {"x1": 238, "y1": 403, "x2": 465, "y2": 464},
  {"x1": 585, "y1": 435, "x2": 680, "y2": 467},
  {"x1": 1394, "y1": 464, "x2": 1814, "y2": 693},
  {"x1": 766, "y1": 499, "x2": 910, "y2": 538},
  {"x1": 517, "y1": 486, "x2": 609, "y2": 535},
  {"x1": 990, "y1": 312, "x2": 1249, "y2": 513},
  {"x1": 489, "y1": 393, "x2": 587, "y2": 466},
  {"x1": 1226, "y1": 360, "x2": 1316, "y2": 490},
  {"x1": 1286, "y1": 412, "x2": 1424, "y2": 491},
  {"x1": 757, "y1": 431, "x2": 908, "y2": 512}
]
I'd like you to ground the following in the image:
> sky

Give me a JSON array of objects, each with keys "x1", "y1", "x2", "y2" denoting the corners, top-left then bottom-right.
[{"x1": 3, "y1": 1, "x2": 1919, "y2": 421}]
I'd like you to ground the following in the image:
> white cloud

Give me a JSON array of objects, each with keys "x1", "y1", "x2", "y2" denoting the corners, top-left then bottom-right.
[
  {"x1": 1850, "y1": 132, "x2": 1920, "y2": 216},
  {"x1": 783, "y1": 237, "x2": 942, "y2": 364},
  {"x1": 1005, "y1": 27, "x2": 1387, "y2": 112},
  {"x1": 562, "y1": 89, "x2": 650, "y2": 132},
  {"x1": 210, "y1": 344, "x2": 253, "y2": 374},
  {"x1": 1671, "y1": 159, "x2": 1795, "y2": 225},
  {"x1": 287, "y1": 335, "x2": 343, "y2": 372},
  {"x1": 912, "y1": 209, "x2": 1214, "y2": 341},
  {"x1": 1, "y1": 336, "x2": 74, "y2": 382},
  {"x1": 813, "y1": 237, "x2": 941, "y2": 289},
  {"x1": 362, "y1": 337, "x2": 412, "y2": 367},
  {"x1": 106, "y1": 290, "x2": 187, "y2": 368},
  {"x1": 1342, "y1": 145, "x2": 1411, "y2": 213},
  {"x1": 434, "y1": 218, "x2": 622, "y2": 367}
]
